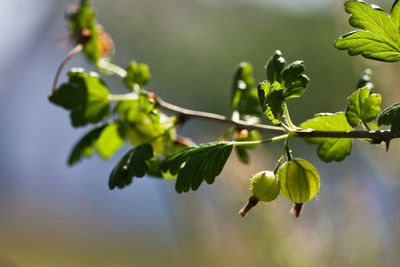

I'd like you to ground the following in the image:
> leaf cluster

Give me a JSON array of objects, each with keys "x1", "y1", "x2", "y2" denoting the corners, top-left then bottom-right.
[
  {"x1": 300, "y1": 69, "x2": 382, "y2": 162},
  {"x1": 66, "y1": 0, "x2": 114, "y2": 64},
  {"x1": 49, "y1": 70, "x2": 110, "y2": 127},
  {"x1": 257, "y1": 50, "x2": 309, "y2": 125}
]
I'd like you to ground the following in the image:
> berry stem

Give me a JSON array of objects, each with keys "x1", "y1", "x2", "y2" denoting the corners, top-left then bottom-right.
[
  {"x1": 239, "y1": 196, "x2": 259, "y2": 217},
  {"x1": 290, "y1": 203, "x2": 304, "y2": 218}
]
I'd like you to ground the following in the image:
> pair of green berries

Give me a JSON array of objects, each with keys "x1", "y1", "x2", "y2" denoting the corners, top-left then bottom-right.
[{"x1": 239, "y1": 158, "x2": 320, "y2": 218}]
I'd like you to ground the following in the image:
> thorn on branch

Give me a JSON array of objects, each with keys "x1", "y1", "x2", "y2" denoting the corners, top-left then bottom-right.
[
  {"x1": 175, "y1": 113, "x2": 189, "y2": 127},
  {"x1": 385, "y1": 140, "x2": 390, "y2": 152}
]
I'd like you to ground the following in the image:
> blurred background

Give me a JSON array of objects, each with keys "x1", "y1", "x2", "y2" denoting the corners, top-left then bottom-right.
[{"x1": 1, "y1": 0, "x2": 400, "y2": 266}]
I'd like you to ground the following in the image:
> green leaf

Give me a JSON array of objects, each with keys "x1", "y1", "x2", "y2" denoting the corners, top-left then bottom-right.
[
  {"x1": 96, "y1": 122, "x2": 126, "y2": 159},
  {"x1": 66, "y1": 0, "x2": 101, "y2": 64},
  {"x1": 114, "y1": 93, "x2": 177, "y2": 155},
  {"x1": 265, "y1": 50, "x2": 309, "y2": 99},
  {"x1": 68, "y1": 124, "x2": 107, "y2": 166},
  {"x1": 235, "y1": 147, "x2": 249, "y2": 164},
  {"x1": 124, "y1": 61, "x2": 151, "y2": 89},
  {"x1": 114, "y1": 99, "x2": 140, "y2": 122},
  {"x1": 257, "y1": 81, "x2": 284, "y2": 125},
  {"x1": 231, "y1": 62, "x2": 260, "y2": 116},
  {"x1": 392, "y1": 0, "x2": 400, "y2": 28},
  {"x1": 109, "y1": 144, "x2": 154, "y2": 190},
  {"x1": 346, "y1": 87, "x2": 381, "y2": 127},
  {"x1": 146, "y1": 156, "x2": 178, "y2": 179},
  {"x1": 49, "y1": 69, "x2": 110, "y2": 127},
  {"x1": 266, "y1": 50, "x2": 286, "y2": 83},
  {"x1": 334, "y1": 0, "x2": 400, "y2": 62},
  {"x1": 161, "y1": 142, "x2": 233, "y2": 193},
  {"x1": 378, "y1": 102, "x2": 400, "y2": 134},
  {"x1": 300, "y1": 112, "x2": 354, "y2": 162}
]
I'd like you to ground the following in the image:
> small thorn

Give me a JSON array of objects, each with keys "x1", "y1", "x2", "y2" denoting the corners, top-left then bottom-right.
[
  {"x1": 385, "y1": 140, "x2": 390, "y2": 152},
  {"x1": 175, "y1": 113, "x2": 189, "y2": 126}
]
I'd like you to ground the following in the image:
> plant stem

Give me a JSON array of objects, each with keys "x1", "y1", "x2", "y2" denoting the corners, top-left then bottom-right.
[
  {"x1": 51, "y1": 44, "x2": 83, "y2": 95},
  {"x1": 107, "y1": 92, "x2": 399, "y2": 143},
  {"x1": 219, "y1": 127, "x2": 236, "y2": 141},
  {"x1": 108, "y1": 93, "x2": 138, "y2": 101},
  {"x1": 273, "y1": 154, "x2": 285, "y2": 175},
  {"x1": 232, "y1": 134, "x2": 289, "y2": 147},
  {"x1": 98, "y1": 60, "x2": 127, "y2": 77},
  {"x1": 290, "y1": 203, "x2": 304, "y2": 218},
  {"x1": 154, "y1": 95, "x2": 287, "y2": 134},
  {"x1": 362, "y1": 120, "x2": 372, "y2": 131},
  {"x1": 284, "y1": 137, "x2": 293, "y2": 161},
  {"x1": 154, "y1": 95, "x2": 399, "y2": 143},
  {"x1": 239, "y1": 196, "x2": 259, "y2": 217},
  {"x1": 283, "y1": 103, "x2": 296, "y2": 129}
]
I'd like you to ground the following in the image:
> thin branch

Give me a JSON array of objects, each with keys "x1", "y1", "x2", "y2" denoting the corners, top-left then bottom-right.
[
  {"x1": 154, "y1": 95, "x2": 400, "y2": 143},
  {"x1": 155, "y1": 95, "x2": 286, "y2": 134},
  {"x1": 294, "y1": 129, "x2": 398, "y2": 142},
  {"x1": 51, "y1": 44, "x2": 83, "y2": 95}
]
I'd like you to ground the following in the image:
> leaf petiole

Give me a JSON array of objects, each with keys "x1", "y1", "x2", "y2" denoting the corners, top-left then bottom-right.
[
  {"x1": 362, "y1": 120, "x2": 372, "y2": 131},
  {"x1": 284, "y1": 137, "x2": 293, "y2": 161},
  {"x1": 98, "y1": 60, "x2": 127, "y2": 77},
  {"x1": 108, "y1": 93, "x2": 139, "y2": 101},
  {"x1": 232, "y1": 134, "x2": 288, "y2": 147},
  {"x1": 283, "y1": 103, "x2": 296, "y2": 129}
]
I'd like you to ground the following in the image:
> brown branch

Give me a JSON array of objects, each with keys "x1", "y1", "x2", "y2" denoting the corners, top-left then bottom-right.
[
  {"x1": 154, "y1": 95, "x2": 400, "y2": 143},
  {"x1": 51, "y1": 44, "x2": 83, "y2": 95},
  {"x1": 155, "y1": 95, "x2": 286, "y2": 134}
]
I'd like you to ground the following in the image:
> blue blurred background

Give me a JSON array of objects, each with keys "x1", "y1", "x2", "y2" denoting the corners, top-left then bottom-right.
[{"x1": 1, "y1": 0, "x2": 400, "y2": 266}]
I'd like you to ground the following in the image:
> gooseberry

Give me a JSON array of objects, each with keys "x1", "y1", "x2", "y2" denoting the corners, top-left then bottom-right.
[
  {"x1": 239, "y1": 170, "x2": 280, "y2": 217},
  {"x1": 278, "y1": 158, "x2": 320, "y2": 217}
]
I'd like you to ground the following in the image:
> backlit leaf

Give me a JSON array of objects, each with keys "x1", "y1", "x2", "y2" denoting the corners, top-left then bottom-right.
[
  {"x1": 346, "y1": 86, "x2": 381, "y2": 127},
  {"x1": 109, "y1": 144, "x2": 153, "y2": 189},
  {"x1": 161, "y1": 142, "x2": 233, "y2": 193},
  {"x1": 68, "y1": 124, "x2": 107, "y2": 166},
  {"x1": 265, "y1": 50, "x2": 309, "y2": 99},
  {"x1": 257, "y1": 81, "x2": 284, "y2": 125},
  {"x1": 49, "y1": 69, "x2": 110, "y2": 127},
  {"x1": 334, "y1": 0, "x2": 400, "y2": 62},
  {"x1": 300, "y1": 113, "x2": 354, "y2": 162},
  {"x1": 96, "y1": 122, "x2": 125, "y2": 159}
]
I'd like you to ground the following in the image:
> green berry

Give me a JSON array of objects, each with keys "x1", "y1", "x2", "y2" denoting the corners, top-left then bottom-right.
[
  {"x1": 239, "y1": 170, "x2": 280, "y2": 217},
  {"x1": 278, "y1": 158, "x2": 320, "y2": 204},
  {"x1": 250, "y1": 170, "x2": 280, "y2": 202}
]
